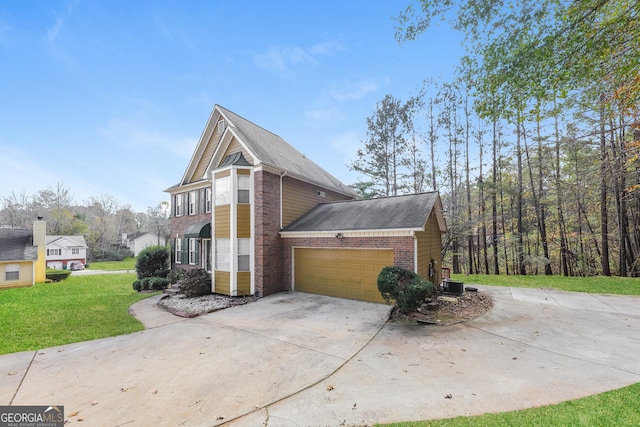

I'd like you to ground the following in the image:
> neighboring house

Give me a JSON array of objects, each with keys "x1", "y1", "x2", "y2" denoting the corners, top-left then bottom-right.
[
  {"x1": 165, "y1": 104, "x2": 446, "y2": 303},
  {"x1": 122, "y1": 232, "x2": 166, "y2": 256},
  {"x1": 45, "y1": 235, "x2": 88, "y2": 270},
  {"x1": 0, "y1": 220, "x2": 46, "y2": 288}
]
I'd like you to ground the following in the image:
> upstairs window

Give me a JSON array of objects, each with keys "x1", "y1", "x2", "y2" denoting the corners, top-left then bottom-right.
[
  {"x1": 47, "y1": 248, "x2": 61, "y2": 256},
  {"x1": 175, "y1": 194, "x2": 184, "y2": 216},
  {"x1": 215, "y1": 176, "x2": 231, "y2": 206},
  {"x1": 189, "y1": 191, "x2": 197, "y2": 215},
  {"x1": 72, "y1": 248, "x2": 79, "y2": 255},
  {"x1": 237, "y1": 175, "x2": 250, "y2": 204}
]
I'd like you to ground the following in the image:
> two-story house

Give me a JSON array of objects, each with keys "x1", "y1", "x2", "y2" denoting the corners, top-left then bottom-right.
[
  {"x1": 122, "y1": 232, "x2": 166, "y2": 257},
  {"x1": 165, "y1": 105, "x2": 446, "y2": 303},
  {"x1": 45, "y1": 235, "x2": 88, "y2": 270}
]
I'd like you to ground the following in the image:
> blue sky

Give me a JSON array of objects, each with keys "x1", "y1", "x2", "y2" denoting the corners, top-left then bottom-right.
[{"x1": 0, "y1": 1, "x2": 462, "y2": 212}]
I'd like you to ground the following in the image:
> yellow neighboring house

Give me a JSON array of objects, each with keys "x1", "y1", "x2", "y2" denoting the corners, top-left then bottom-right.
[{"x1": 0, "y1": 220, "x2": 46, "y2": 289}]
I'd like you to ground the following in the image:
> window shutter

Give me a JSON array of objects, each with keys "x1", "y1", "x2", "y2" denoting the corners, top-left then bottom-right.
[
  {"x1": 195, "y1": 240, "x2": 200, "y2": 264},
  {"x1": 170, "y1": 239, "x2": 175, "y2": 264}
]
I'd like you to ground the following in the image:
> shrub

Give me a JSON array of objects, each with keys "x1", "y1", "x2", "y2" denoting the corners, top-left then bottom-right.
[
  {"x1": 377, "y1": 266, "x2": 434, "y2": 314},
  {"x1": 167, "y1": 269, "x2": 185, "y2": 284},
  {"x1": 178, "y1": 269, "x2": 211, "y2": 297},
  {"x1": 46, "y1": 269, "x2": 72, "y2": 282},
  {"x1": 133, "y1": 277, "x2": 170, "y2": 292},
  {"x1": 135, "y1": 245, "x2": 170, "y2": 279}
]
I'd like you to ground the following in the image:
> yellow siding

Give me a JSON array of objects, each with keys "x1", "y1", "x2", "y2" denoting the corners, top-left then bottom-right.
[
  {"x1": 0, "y1": 261, "x2": 34, "y2": 288},
  {"x1": 222, "y1": 138, "x2": 254, "y2": 164},
  {"x1": 237, "y1": 168, "x2": 251, "y2": 176},
  {"x1": 33, "y1": 220, "x2": 46, "y2": 283},
  {"x1": 215, "y1": 170, "x2": 231, "y2": 179},
  {"x1": 295, "y1": 248, "x2": 392, "y2": 303},
  {"x1": 237, "y1": 272, "x2": 251, "y2": 296},
  {"x1": 416, "y1": 212, "x2": 443, "y2": 285},
  {"x1": 237, "y1": 204, "x2": 251, "y2": 238},
  {"x1": 215, "y1": 205, "x2": 231, "y2": 238},
  {"x1": 282, "y1": 178, "x2": 353, "y2": 227},
  {"x1": 215, "y1": 271, "x2": 231, "y2": 295},
  {"x1": 193, "y1": 130, "x2": 223, "y2": 182}
]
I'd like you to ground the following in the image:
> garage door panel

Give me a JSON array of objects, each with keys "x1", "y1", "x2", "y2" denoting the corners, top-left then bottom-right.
[{"x1": 294, "y1": 248, "x2": 392, "y2": 303}]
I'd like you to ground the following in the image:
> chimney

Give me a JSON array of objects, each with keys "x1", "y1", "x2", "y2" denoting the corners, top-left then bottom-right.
[{"x1": 33, "y1": 219, "x2": 46, "y2": 283}]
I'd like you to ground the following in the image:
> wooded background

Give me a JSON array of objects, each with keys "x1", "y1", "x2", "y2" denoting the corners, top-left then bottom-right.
[{"x1": 351, "y1": 0, "x2": 639, "y2": 277}]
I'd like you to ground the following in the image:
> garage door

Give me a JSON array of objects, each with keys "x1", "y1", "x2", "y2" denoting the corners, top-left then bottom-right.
[{"x1": 294, "y1": 248, "x2": 393, "y2": 303}]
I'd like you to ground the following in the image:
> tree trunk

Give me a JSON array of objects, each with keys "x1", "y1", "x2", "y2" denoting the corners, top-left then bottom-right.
[
  {"x1": 516, "y1": 114, "x2": 526, "y2": 275},
  {"x1": 599, "y1": 101, "x2": 611, "y2": 276},
  {"x1": 554, "y1": 105, "x2": 569, "y2": 276},
  {"x1": 492, "y1": 117, "x2": 500, "y2": 275}
]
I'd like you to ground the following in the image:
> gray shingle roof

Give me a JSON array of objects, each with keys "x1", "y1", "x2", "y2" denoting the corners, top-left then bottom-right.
[
  {"x1": 218, "y1": 106, "x2": 356, "y2": 197},
  {"x1": 282, "y1": 192, "x2": 442, "y2": 232},
  {"x1": 0, "y1": 228, "x2": 37, "y2": 262}
]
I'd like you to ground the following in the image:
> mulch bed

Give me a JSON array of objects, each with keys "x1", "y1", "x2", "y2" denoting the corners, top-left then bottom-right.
[{"x1": 390, "y1": 290, "x2": 493, "y2": 325}]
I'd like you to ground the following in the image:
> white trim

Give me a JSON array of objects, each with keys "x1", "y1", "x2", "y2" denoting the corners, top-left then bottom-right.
[
  {"x1": 165, "y1": 180, "x2": 210, "y2": 195},
  {"x1": 280, "y1": 229, "x2": 419, "y2": 239},
  {"x1": 230, "y1": 168, "x2": 238, "y2": 295}
]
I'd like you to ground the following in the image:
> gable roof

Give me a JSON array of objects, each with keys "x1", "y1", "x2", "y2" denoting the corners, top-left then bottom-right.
[
  {"x1": 0, "y1": 228, "x2": 38, "y2": 262},
  {"x1": 281, "y1": 192, "x2": 447, "y2": 233},
  {"x1": 167, "y1": 105, "x2": 356, "y2": 198},
  {"x1": 46, "y1": 235, "x2": 88, "y2": 248}
]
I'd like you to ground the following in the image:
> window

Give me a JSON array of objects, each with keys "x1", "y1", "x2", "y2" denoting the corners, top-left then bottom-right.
[
  {"x1": 215, "y1": 238, "x2": 230, "y2": 271},
  {"x1": 47, "y1": 248, "x2": 61, "y2": 256},
  {"x1": 72, "y1": 248, "x2": 79, "y2": 255},
  {"x1": 5, "y1": 264, "x2": 19, "y2": 281},
  {"x1": 238, "y1": 239, "x2": 250, "y2": 271},
  {"x1": 238, "y1": 174, "x2": 250, "y2": 204},
  {"x1": 205, "y1": 188, "x2": 212, "y2": 212},
  {"x1": 175, "y1": 239, "x2": 182, "y2": 264},
  {"x1": 189, "y1": 238, "x2": 198, "y2": 264},
  {"x1": 175, "y1": 194, "x2": 184, "y2": 216},
  {"x1": 189, "y1": 191, "x2": 197, "y2": 215},
  {"x1": 217, "y1": 120, "x2": 225, "y2": 134},
  {"x1": 215, "y1": 176, "x2": 231, "y2": 206}
]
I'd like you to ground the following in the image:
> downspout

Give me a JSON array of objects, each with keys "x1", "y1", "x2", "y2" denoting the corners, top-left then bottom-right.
[{"x1": 279, "y1": 171, "x2": 288, "y2": 229}]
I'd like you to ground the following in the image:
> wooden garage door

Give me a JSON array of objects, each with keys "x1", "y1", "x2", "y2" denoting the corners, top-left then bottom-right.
[{"x1": 294, "y1": 248, "x2": 393, "y2": 303}]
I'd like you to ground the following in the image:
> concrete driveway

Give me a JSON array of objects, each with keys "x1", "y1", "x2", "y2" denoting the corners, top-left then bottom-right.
[{"x1": 1, "y1": 287, "x2": 639, "y2": 426}]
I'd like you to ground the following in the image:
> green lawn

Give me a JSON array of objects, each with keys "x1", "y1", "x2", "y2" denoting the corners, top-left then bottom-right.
[
  {"x1": 0, "y1": 273, "x2": 157, "y2": 355},
  {"x1": 379, "y1": 382, "x2": 640, "y2": 427},
  {"x1": 87, "y1": 257, "x2": 137, "y2": 271},
  {"x1": 451, "y1": 274, "x2": 640, "y2": 296},
  {"x1": 378, "y1": 274, "x2": 640, "y2": 427}
]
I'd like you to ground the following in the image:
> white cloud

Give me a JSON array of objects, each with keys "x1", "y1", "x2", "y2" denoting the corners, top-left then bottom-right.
[
  {"x1": 45, "y1": 0, "x2": 80, "y2": 44},
  {"x1": 253, "y1": 39, "x2": 345, "y2": 75},
  {"x1": 305, "y1": 76, "x2": 383, "y2": 125}
]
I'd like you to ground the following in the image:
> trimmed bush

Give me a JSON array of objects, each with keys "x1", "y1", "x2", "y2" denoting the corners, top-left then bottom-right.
[
  {"x1": 377, "y1": 266, "x2": 434, "y2": 314},
  {"x1": 178, "y1": 269, "x2": 211, "y2": 298},
  {"x1": 135, "y1": 245, "x2": 170, "y2": 279},
  {"x1": 133, "y1": 277, "x2": 170, "y2": 292},
  {"x1": 46, "y1": 269, "x2": 72, "y2": 282}
]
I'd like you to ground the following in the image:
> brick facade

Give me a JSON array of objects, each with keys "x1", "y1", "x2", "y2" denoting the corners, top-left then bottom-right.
[
  {"x1": 254, "y1": 170, "x2": 285, "y2": 296},
  {"x1": 170, "y1": 210, "x2": 211, "y2": 272},
  {"x1": 281, "y1": 236, "x2": 415, "y2": 288}
]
